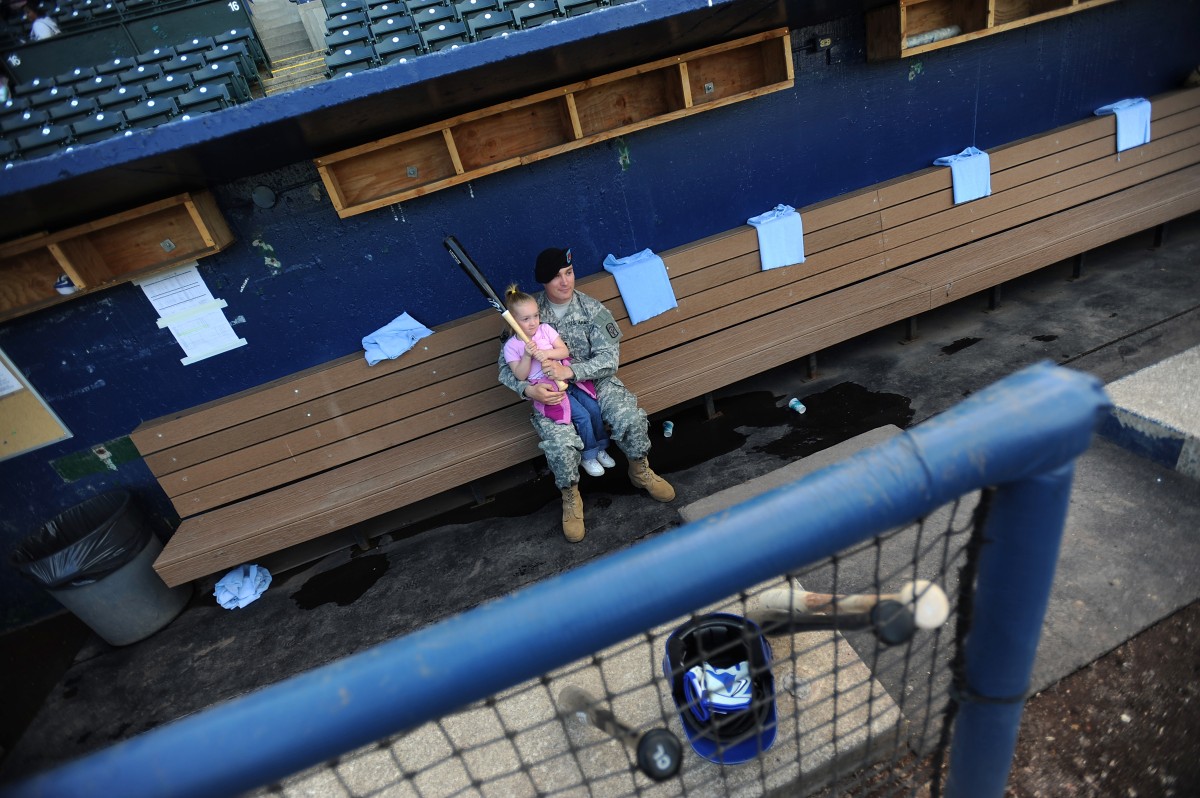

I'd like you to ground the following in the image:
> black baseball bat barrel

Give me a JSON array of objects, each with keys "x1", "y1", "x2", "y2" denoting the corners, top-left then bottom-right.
[
  {"x1": 444, "y1": 236, "x2": 504, "y2": 311},
  {"x1": 758, "y1": 599, "x2": 917, "y2": 646},
  {"x1": 558, "y1": 685, "x2": 682, "y2": 781}
]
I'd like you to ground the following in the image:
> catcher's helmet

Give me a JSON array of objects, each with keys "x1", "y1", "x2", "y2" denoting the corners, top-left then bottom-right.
[{"x1": 663, "y1": 613, "x2": 777, "y2": 764}]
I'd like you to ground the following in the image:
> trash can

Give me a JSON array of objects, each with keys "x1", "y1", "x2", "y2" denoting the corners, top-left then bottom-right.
[{"x1": 11, "y1": 491, "x2": 192, "y2": 646}]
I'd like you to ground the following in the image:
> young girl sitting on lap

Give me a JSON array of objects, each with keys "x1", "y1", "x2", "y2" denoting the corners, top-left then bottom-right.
[{"x1": 503, "y1": 285, "x2": 615, "y2": 477}]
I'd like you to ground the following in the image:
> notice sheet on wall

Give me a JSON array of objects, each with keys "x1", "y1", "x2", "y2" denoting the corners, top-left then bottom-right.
[
  {"x1": 0, "y1": 358, "x2": 22, "y2": 398},
  {"x1": 137, "y1": 263, "x2": 247, "y2": 365}
]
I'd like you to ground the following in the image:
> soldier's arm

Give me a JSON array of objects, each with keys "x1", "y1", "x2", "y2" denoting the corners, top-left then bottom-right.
[
  {"x1": 498, "y1": 348, "x2": 532, "y2": 399},
  {"x1": 566, "y1": 305, "x2": 621, "y2": 383}
]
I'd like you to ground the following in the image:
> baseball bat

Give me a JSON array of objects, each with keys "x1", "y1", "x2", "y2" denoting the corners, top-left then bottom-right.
[
  {"x1": 444, "y1": 235, "x2": 568, "y2": 390},
  {"x1": 752, "y1": 579, "x2": 950, "y2": 631},
  {"x1": 558, "y1": 685, "x2": 682, "y2": 781}
]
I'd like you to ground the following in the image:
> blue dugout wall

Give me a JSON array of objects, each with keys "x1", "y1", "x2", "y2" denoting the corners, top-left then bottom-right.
[{"x1": 0, "y1": 0, "x2": 1196, "y2": 627}]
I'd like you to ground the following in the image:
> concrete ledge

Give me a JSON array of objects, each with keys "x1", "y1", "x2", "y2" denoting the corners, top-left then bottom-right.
[{"x1": 1098, "y1": 346, "x2": 1200, "y2": 481}]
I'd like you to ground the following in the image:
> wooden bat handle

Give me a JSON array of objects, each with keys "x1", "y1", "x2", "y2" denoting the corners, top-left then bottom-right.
[
  {"x1": 755, "y1": 579, "x2": 949, "y2": 630},
  {"x1": 502, "y1": 310, "x2": 568, "y2": 391}
]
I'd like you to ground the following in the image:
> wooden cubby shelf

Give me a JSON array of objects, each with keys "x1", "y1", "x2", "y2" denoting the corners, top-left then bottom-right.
[
  {"x1": 316, "y1": 28, "x2": 794, "y2": 218},
  {"x1": 866, "y1": 0, "x2": 1119, "y2": 60},
  {"x1": 0, "y1": 191, "x2": 234, "y2": 322}
]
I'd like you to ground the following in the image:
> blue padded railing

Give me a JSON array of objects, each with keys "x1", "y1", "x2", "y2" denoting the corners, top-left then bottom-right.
[{"x1": 1, "y1": 362, "x2": 1111, "y2": 798}]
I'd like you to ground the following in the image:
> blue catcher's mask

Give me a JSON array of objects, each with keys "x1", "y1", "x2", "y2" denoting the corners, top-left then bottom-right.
[{"x1": 664, "y1": 613, "x2": 777, "y2": 765}]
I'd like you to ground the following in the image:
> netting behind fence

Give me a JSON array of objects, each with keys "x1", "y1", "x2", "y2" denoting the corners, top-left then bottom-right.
[{"x1": 4, "y1": 363, "x2": 1110, "y2": 798}]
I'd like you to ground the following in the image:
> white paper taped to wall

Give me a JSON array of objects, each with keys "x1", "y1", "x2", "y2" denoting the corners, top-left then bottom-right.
[
  {"x1": 0, "y1": 358, "x2": 23, "y2": 398},
  {"x1": 137, "y1": 263, "x2": 247, "y2": 365}
]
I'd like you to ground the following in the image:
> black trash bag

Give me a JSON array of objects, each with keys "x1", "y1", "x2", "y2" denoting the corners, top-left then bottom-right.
[{"x1": 11, "y1": 491, "x2": 153, "y2": 590}]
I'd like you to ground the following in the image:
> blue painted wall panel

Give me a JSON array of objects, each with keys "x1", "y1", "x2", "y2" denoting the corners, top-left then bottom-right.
[{"x1": 1, "y1": 0, "x2": 1196, "y2": 627}]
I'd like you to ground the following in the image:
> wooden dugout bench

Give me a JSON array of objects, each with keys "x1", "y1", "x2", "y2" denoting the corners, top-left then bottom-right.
[{"x1": 131, "y1": 86, "x2": 1200, "y2": 588}]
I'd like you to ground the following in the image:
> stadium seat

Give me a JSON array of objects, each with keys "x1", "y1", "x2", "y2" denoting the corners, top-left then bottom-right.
[
  {"x1": 47, "y1": 96, "x2": 99, "y2": 126},
  {"x1": 73, "y1": 73, "x2": 121, "y2": 97},
  {"x1": 60, "y1": 7, "x2": 93, "y2": 30},
  {"x1": 413, "y1": 3, "x2": 456, "y2": 27},
  {"x1": 326, "y1": 25, "x2": 371, "y2": 51},
  {"x1": 206, "y1": 42, "x2": 260, "y2": 92},
  {"x1": 369, "y1": 14, "x2": 415, "y2": 38},
  {"x1": 368, "y1": 2, "x2": 406, "y2": 21},
  {"x1": 556, "y1": 0, "x2": 605, "y2": 15},
  {"x1": 1, "y1": 96, "x2": 32, "y2": 115},
  {"x1": 16, "y1": 124, "x2": 72, "y2": 158},
  {"x1": 143, "y1": 73, "x2": 194, "y2": 100},
  {"x1": 117, "y1": 64, "x2": 164, "y2": 88},
  {"x1": 327, "y1": 11, "x2": 368, "y2": 31},
  {"x1": 176, "y1": 36, "x2": 217, "y2": 56},
  {"x1": 54, "y1": 66, "x2": 97, "y2": 88},
  {"x1": 28, "y1": 85, "x2": 73, "y2": 109},
  {"x1": 12, "y1": 77, "x2": 53, "y2": 98},
  {"x1": 509, "y1": 0, "x2": 558, "y2": 27},
  {"x1": 192, "y1": 61, "x2": 251, "y2": 104},
  {"x1": 324, "y1": 0, "x2": 366, "y2": 13},
  {"x1": 373, "y1": 31, "x2": 423, "y2": 62},
  {"x1": 420, "y1": 19, "x2": 467, "y2": 47},
  {"x1": 136, "y1": 46, "x2": 177, "y2": 66},
  {"x1": 176, "y1": 83, "x2": 231, "y2": 115},
  {"x1": 406, "y1": 0, "x2": 448, "y2": 11},
  {"x1": 95, "y1": 85, "x2": 148, "y2": 113},
  {"x1": 95, "y1": 56, "x2": 136, "y2": 76},
  {"x1": 466, "y1": 7, "x2": 513, "y2": 38},
  {"x1": 456, "y1": 0, "x2": 499, "y2": 19},
  {"x1": 123, "y1": 97, "x2": 179, "y2": 129},
  {"x1": 324, "y1": 44, "x2": 377, "y2": 77},
  {"x1": 86, "y1": 1, "x2": 120, "y2": 23},
  {"x1": 0, "y1": 138, "x2": 16, "y2": 162},
  {"x1": 162, "y1": 53, "x2": 207, "y2": 75},
  {"x1": 71, "y1": 110, "x2": 126, "y2": 144},
  {"x1": 0, "y1": 108, "x2": 49, "y2": 137},
  {"x1": 214, "y1": 28, "x2": 269, "y2": 75}
]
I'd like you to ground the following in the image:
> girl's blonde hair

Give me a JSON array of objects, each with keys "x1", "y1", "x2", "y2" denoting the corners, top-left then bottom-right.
[{"x1": 503, "y1": 284, "x2": 537, "y2": 338}]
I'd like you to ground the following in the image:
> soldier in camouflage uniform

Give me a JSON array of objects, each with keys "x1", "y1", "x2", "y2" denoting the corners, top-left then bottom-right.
[{"x1": 498, "y1": 247, "x2": 675, "y2": 542}]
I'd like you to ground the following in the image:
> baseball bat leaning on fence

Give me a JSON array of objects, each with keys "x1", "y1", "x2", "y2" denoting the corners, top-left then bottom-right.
[
  {"x1": 557, "y1": 685, "x2": 683, "y2": 781},
  {"x1": 443, "y1": 235, "x2": 568, "y2": 390},
  {"x1": 752, "y1": 579, "x2": 951, "y2": 633}
]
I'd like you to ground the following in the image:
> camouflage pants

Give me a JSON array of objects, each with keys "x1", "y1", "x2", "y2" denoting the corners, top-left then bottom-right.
[{"x1": 531, "y1": 376, "x2": 650, "y2": 488}]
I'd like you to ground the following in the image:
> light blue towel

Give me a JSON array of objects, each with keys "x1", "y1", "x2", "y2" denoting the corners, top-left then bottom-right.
[
  {"x1": 747, "y1": 204, "x2": 805, "y2": 270},
  {"x1": 933, "y1": 146, "x2": 992, "y2": 205},
  {"x1": 362, "y1": 312, "x2": 434, "y2": 366},
  {"x1": 1094, "y1": 98, "x2": 1151, "y2": 152},
  {"x1": 602, "y1": 249, "x2": 677, "y2": 325},
  {"x1": 214, "y1": 564, "x2": 272, "y2": 609}
]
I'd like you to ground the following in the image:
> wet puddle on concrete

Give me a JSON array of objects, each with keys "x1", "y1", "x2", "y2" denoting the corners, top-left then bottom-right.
[
  {"x1": 292, "y1": 553, "x2": 390, "y2": 610},
  {"x1": 941, "y1": 337, "x2": 982, "y2": 355}
]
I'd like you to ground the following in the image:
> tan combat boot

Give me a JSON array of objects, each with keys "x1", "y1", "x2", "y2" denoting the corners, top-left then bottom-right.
[
  {"x1": 628, "y1": 457, "x2": 675, "y2": 502},
  {"x1": 561, "y1": 484, "x2": 585, "y2": 543}
]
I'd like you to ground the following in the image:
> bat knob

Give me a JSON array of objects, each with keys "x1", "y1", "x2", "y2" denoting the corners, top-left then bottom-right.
[
  {"x1": 870, "y1": 599, "x2": 916, "y2": 646},
  {"x1": 636, "y1": 728, "x2": 682, "y2": 781}
]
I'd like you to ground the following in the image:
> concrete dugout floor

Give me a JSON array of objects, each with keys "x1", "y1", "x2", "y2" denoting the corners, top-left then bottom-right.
[{"x1": 2, "y1": 212, "x2": 1199, "y2": 791}]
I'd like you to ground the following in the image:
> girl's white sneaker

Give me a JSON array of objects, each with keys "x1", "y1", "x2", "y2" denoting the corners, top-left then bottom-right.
[
  {"x1": 581, "y1": 458, "x2": 605, "y2": 477},
  {"x1": 596, "y1": 450, "x2": 616, "y2": 468}
]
